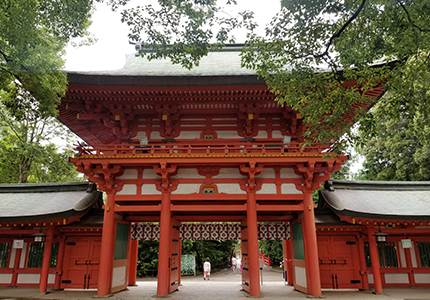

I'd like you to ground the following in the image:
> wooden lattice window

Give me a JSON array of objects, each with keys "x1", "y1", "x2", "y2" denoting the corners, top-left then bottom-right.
[
  {"x1": 27, "y1": 243, "x2": 59, "y2": 268},
  {"x1": 417, "y1": 241, "x2": 430, "y2": 268},
  {"x1": 364, "y1": 241, "x2": 399, "y2": 268},
  {"x1": 0, "y1": 243, "x2": 10, "y2": 268}
]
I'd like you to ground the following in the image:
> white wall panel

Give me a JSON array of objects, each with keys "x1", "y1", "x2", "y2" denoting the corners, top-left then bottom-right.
[
  {"x1": 8, "y1": 249, "x2": 16, "y2": 268},
  {"x1": 258, "y1": 184, "x2": 277, "y2": 194},
  {"x1": 171, "y1": 184, "x2": 201, "y2": 194},
  {"x1": 272, "y1": 130, "x2": 284, "y2": 139},
  {"x1": 142, "y1": 169, "x2": 159, "y2": 179},
  {"x1": 385, "y1": 273, "x2": 409, "y2": 284},
  {"x1": 213, "y1": 168, "x2": 246, "y2": 179},
  {"x1": 17, "y1": 274, "x2": 40, "y2": 284},
  {"x1": 368, "y1": 274, "x2": 374, "y2": 284},
  {"x1": 255, "y1": 168, "x2": 276, "y2": 178},
  {"x1": 414, "y1": 273, "x2": 430, "y2": 284},
  {"x1": 116, "y1": 169, "x2": 138, "y2": 180},
  {"x1": 19, "y1": 243, "x2": 27, "y2": 268},
  {"x1": 177, "y1": 131, "x2": 201, "y2": 139},
  {"x1": 217, "y1": 184, "x2": 246, "y2": 194},
  {"x1": 111, "y1": 266, "x2": 127, "y2": 288},
  {"x1": 295, "y1": 266, "x2": 307, "y2": 288},
  {"x1": 0, "y1": 274, "x2": 12, "y2": 284},
  {"x1": 255, "y1": 131, "x2": 268, "y2": 138},
  {"x1": 141, "y1": 185, "x2": 160, "y2": 195},
  {"x1": 398, "y1": 241, "x2": 407, "y2": 268},
  {"x1": 216, "y1": 131, "x2": 240, "y2": 139},
  {"x1": 150, "y1": 131, "x2": 162, "y2": 139},
  {"x1": 281, "y1": 183, "x2": 302, "y2": 194},
  {"x1": 116, "y1": 184, "x2": 137, "y2": 195},
  {"x1": 280, "y1": 168, "x2": 302, "y2": 179},
  {"x1": 171, "y1": 169, "x2": 204, "y2": 179}
]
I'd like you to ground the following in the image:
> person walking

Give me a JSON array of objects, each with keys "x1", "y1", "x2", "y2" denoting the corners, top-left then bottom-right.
[
  {"x1": 203, "y1": 257, "x2": 211, "y2": 280},
  {"x1": 231, "y1": 255, "x2": 237, "y2": 273}
]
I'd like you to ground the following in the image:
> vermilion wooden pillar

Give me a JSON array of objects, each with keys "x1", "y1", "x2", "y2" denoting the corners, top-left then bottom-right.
[
  {"x1": 39, "y1": 226, "x2": 55, "y2": 293},
  {"x1": 128, "y1": 239, "x2": 139, "y2": 286},
  {"x1": 178, "y1": 239, "x2": 182, "y2": 286},
  {"x1": 54, "y1": 236, "x2": 66, "y2": 290},
  {"x1": 97, "y1": 192, "x2": 116, "y2": 296},
  {"x1": 157, "y1": 190, "x2": 171, "y2": 296},
  {"x1": 284, "y1": 238, "x2": 293, "y2": 285},
  {"x1": 247, "y1": 189, "x2": 261, "y2": 296},
  {"x1": 367, "y1": 227, "x2": 383, "y2": 294},
  {"x1": 357, "y1": 235, "x2": 369, "y2": 290},
  {"x1": 302, "y1": 190, "x2": 321, "y2": 296}
]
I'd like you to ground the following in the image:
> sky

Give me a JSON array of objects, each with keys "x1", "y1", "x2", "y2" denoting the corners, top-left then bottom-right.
[{"x1": 64, "y1": 0, "x2": 281, "y2": 71}]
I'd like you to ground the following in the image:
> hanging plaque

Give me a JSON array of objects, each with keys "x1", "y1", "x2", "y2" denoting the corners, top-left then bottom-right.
[
  {"x1": 12, "y1": 239, "x2": 24, "y2": 249},
  {"x1": 401, "y1": 239, "x2": 412, "y2": 249}
]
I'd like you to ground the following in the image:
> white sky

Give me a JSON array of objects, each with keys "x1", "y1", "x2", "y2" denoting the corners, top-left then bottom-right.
[{"x1": 64, "y1": 0, "x2": 281, "y2": 71}]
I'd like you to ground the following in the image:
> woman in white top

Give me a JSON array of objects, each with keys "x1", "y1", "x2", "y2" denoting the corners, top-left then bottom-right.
[{"x1": 203, "y1": 257, "x2": 211, "y2": 280}]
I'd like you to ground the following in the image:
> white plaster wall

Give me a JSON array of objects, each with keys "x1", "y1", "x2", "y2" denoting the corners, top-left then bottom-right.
[
  {"x1": 171, "y1": 169, "x2": 204, "y2": 179},
  {"x1": 398, "y1": 241, "x2": 407, "y2": 268},
  {"x1": 255, "y1": 168, "x2": 276, "y2": 178},
  {"x1": 255, "y1": 131, "x2": 268, "y2": 138},
  {"x1": 258, "y1": 184, "x2": 277, "y2": 194},
  {"x1": 280, "y1": 168, "x2": 302, "y2": 179},
  {"x1": 213, "y1": 168, "x2": 246, "y2": 179},
  {"x1": 112, "y1": 266, "x2": 127, "y2": 288},
  {"x1": 142, "y1": 169, "x2": 159, "y2": 179},
  {"x1": 9, "y1": 248, "x2": 16, "y2": 268},
  {"x1": 19, "y1": 243, "x2": 27, "y2": 268},
  {"x1": 116, "y1": 184, "x2": 137, "y2": 195},
  {"x1": 171, "y1": 184, "x2": 201, "y2": 194},
  {"x1": 295, "y1": 266, "x2": 307, "y2": 288},
  {"x1": 414, "y1": 273, "x2": 430, "y2": 284},
  {"x1": 410, "y1": 242, "x2": 418, "y2": 268},
  {"x1": 131, "y1": 131, "x2": 147, "y2": 139},
  {"x1": 48, "y1": 274, "x2": 55, "y2": 284},
  {"x1": 17, "y1": 274, "x2": 40, "y2": 284},
  {"x1": 281, "y1": 183, "x2": 302, "y2": 194},
  {"x1": 141, "y1": 185, "x2": 160, "y2": 195},
  {"x1": 368, "y1": 274, "x2": 374, "y2": 284},
  {"x1": 0, "y1": 274, "x2": 12, "y2": 284},
  {"x1": 216, "y1": 131, "x2": 241, "y2": 139},
  {"x1": 177, "y1": 131, "x2": 201, "y2": 139},
  {"x1": 116, "y1": 169, "x2": 138, "y2": 180},
  {"x1": 272, "y1": 130, "x2": 284, "y2": 139},
  {"x1": 218, "y1": 184, "x2": 246, "y2": 194},
  {"x1": 384, "y1": 273, "x2": 409, "y2": 284},
  {"x1": 150, "y1": 131, "x2": 162, "y2": 139}
]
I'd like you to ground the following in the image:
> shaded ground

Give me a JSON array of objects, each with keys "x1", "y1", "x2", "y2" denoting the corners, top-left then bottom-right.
[{"x1": 0, "y1": 267, "x2": 429, "y2": 300}]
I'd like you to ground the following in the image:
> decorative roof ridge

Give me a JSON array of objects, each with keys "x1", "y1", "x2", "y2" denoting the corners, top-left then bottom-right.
[
  {"x1": 0, "y1": 181, "x2": 96, "y2": 193},
  {"x1": 325, "y1": 179, "x2": 430, "y2": 191}
]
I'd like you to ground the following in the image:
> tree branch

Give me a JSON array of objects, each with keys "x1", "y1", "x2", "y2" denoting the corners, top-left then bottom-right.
[{"x1": 397, "y1": 0, "x2": 430, "y2": 33}]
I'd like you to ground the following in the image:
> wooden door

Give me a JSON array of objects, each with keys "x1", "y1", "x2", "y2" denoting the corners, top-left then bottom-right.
[
  {"x1": 169, "y1": 219, "x2": 180, "y2": 293},
  {"x1": 317, "y1": 235, "x2": 362, "y2": 289},
  {"x1": 241, "y1": 219, "x2": 250, "y2": 293},
  {"x1": 61, "y1": 237, "x2": 101, "y2": 289}
]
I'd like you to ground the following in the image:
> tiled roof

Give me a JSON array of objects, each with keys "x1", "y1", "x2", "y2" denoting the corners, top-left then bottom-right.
[
  {"x1": 320, "y1": 180, "x2": 430, "y2": 220},
  {"x1": 0, "y1": 182, "x2": 102, "y2": 222}
]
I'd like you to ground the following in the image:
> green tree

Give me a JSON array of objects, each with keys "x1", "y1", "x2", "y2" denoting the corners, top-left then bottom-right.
[
  {"x1": 259, "y1": 240, "x2": 283, "y2": 267},
  {"x1": 0, "y1": 0, "x2": 95, "y2": 118},
  {"x1": 112, "y1": 0, "x2": 430, "y2": 148},
  {"x1": 0, "y1": 88, "x2": 83, "y2": 183},
  {"x1": 356, "y1": 92, "x2": 430, "y2": 181}
]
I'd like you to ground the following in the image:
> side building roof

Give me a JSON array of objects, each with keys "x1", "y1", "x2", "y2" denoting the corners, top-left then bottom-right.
[
  {"x1": 0, "y1": 182, "x2": 103, "y2": 223},
  {"x1": 319, "y1": 180, "x2": 430, "y2": 221}
]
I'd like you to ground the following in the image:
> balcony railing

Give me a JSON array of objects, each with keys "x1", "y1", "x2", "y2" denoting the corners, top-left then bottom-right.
[{"x1": 74, "y1": 142, "x2": 334, "y2": 158}]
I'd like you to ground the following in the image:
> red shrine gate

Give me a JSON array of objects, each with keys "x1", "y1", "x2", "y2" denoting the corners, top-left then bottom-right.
[{"x1": 60, "y1": 50, "x2": 385, "y2": 297}]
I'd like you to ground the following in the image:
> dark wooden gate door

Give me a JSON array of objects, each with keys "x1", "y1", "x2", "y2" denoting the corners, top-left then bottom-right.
[
  {"x1": 317, "y1": 235, "x2": 362, "y2": 289},
  {"x1": 61, "y1": 237, "x2": 101, "y2": 289},
  {"x1": 169, "y1": 219, "x2": 180, "y2": 293}
]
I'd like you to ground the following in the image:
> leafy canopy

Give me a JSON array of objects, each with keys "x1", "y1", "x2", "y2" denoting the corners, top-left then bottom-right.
[
  {"x1": 0, "y1": 0, "x2": 95, "y2": 118},
  {"x1": 110, "y1": 0, "x2": 430, "y2": 147}
]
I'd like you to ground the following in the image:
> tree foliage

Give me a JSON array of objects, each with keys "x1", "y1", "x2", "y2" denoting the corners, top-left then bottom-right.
[
  {"x1": 137, "y1": 239, "x2": 236, "y2": 277},
  {"x1": 259, "y1": 240, "x2": 283, "y2": 266},
  {"x1": 111, "y1": 0, "x2": 430, "y2": 148},
  {"x1": 0, "y1": 0, "x2": 95, "y2": 118},
  {"x1": 0, "y1": 88, "x2": 83, "y2": 183},
  {"x1": 356, "y1": 92, "x2": 430, "y2": 181}
]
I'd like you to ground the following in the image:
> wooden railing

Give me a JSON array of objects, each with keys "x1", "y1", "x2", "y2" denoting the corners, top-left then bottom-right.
[
  {"x1": 260, "y1": 253, "x2": 271, "y2": 266},
  {"x1": 73, "y1": 142, "x2": 332, "y2": 158}
]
